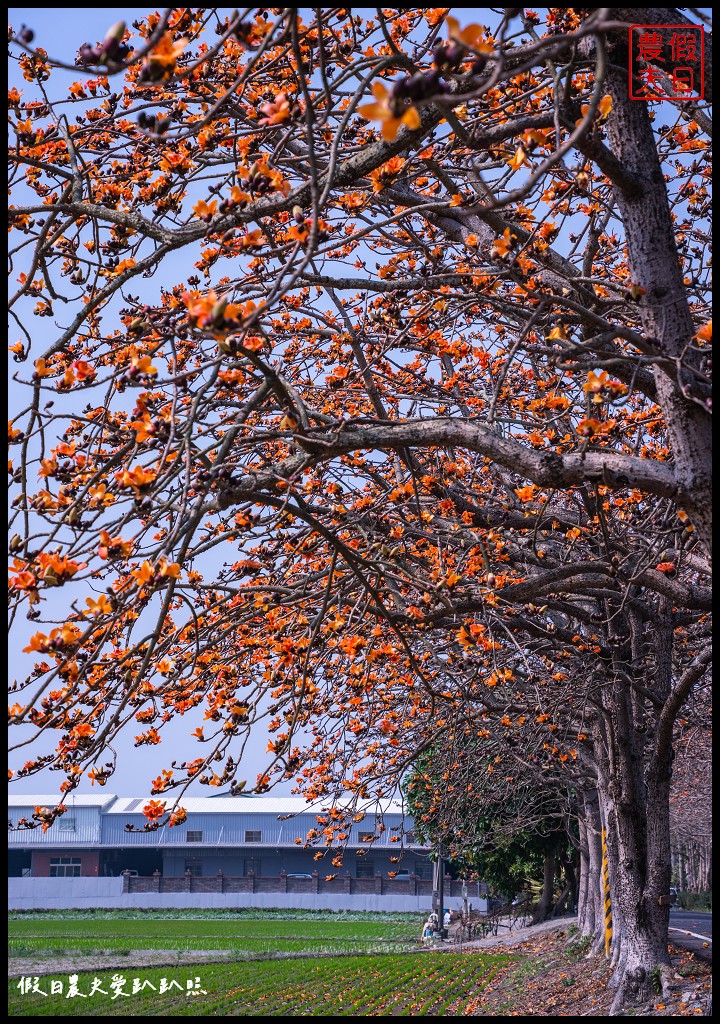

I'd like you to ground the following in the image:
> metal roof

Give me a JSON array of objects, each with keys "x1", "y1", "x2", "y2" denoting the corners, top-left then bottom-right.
[
  {"x1": 7, "y1": 794, "x2": 117, "y2": 808},
  {"x1": 106, "y1": 796, "x2": 409, "y2": 816},
  {"x1": 8, "y1": 794, "x2": 409, "y2": 816}
]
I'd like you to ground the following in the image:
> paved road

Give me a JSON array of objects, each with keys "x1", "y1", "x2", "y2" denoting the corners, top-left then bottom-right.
[
  {"x1": 669, "y1": 909, "x2": 712, "y2": 940},
  {"x1": 669, "y1": 909, "x2": 712, "y2": 962}
]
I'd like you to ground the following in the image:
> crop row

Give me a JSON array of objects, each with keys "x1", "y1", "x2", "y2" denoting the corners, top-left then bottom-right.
[
  {"x1": 8, "y1": 953, "x2": 509, "y2": 1017},
  {"x1": 8, "y1": 937, "x2": 413, "y2": 954},
  {"x1": 9, "y1": 917, "x2": 418, "y2": 942},
  {"x1": 8, "y1": 909, "x2": 420, "y2": 923}
]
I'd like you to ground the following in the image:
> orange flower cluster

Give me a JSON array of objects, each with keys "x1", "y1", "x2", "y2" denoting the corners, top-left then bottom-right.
[
  {"x1": 36, "y1": 552, "x2": 87, "y2": 586},
  {"x1": 140, "y1": 32, "x2": 188, "y2": 84},
  {"x1": 115, "y1": 465, "x2": 157, "y2": 494},
  {"x1": 583, "y1": 370, "x2": 627, "y2": 403},
  {"x1": 23, "y1": 623, "x2": 82, "y2": 654},
  {"x1": 359, "y1": 83, "x2": 421, "y2": 142}
]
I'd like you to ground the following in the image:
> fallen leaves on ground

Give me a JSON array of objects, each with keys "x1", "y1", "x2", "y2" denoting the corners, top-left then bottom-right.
[{"x1": 451, "y1": 929, "x2": 711, "y2": 1016}]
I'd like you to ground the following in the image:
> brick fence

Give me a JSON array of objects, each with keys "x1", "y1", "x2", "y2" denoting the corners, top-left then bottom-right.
[{"x1": 123, "y1": 870, "x2": 486, "y2": 897}]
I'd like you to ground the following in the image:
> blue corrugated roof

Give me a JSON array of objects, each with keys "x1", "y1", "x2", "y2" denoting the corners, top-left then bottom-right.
[{"x1": 105, "y1": 796, "x2": 409, "y2": 815}]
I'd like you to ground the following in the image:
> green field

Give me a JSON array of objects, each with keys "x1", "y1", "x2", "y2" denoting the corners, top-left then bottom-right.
[
  {"x1": 9, "y1": 912, "x2": 419, "y2": 958},
  {"x1": 8, "y1": 911, "x2": 510, "y2": 1015},
  {"x1": 9, "y1": 952, "x2": 507, "y2": 1016},
  {"x1": 8, "y1": 917, "x2": 417, "y2": 954}
]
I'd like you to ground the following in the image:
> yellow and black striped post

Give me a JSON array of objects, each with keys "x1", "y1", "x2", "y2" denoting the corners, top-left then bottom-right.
[{"x1": 601, "y1": 825, "x2": 612, "y2": 955}]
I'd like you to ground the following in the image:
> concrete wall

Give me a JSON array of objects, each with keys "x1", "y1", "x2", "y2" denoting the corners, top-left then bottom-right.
[
  {"x1": 8, "y1": 877, "x2": 489, "y2": 914},
  {"x1": 9, "y1": 876, "x2": 124, "y2": 910}
]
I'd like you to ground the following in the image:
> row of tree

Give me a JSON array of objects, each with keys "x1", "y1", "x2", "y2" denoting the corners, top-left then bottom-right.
[{"x1": 8, "y1": 8, "x2": 711, "y2": 1010}]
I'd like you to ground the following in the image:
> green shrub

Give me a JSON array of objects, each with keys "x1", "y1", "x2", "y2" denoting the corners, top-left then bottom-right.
[{"x1": 677, "y1": 891, "x2": 712, "y2": 912}]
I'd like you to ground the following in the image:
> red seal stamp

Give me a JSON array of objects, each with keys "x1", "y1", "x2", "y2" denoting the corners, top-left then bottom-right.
[{"x1": 628, "y1": 25, "x2": 705, "y2": 100}]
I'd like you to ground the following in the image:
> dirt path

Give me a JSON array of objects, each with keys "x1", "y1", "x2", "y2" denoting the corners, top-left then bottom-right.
[
  {"x1": 8, "y1": 944, "x2": 416, "y2": 979},
  {"x1": 433, "y1": 915, "x2": 573, "y2": 952},
  {"x1": 8, "y1": 948, "x2": 238, "y2": 980}
]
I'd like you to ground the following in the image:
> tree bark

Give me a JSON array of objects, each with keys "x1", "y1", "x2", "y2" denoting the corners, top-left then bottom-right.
[
  {"x1": 604, "y1": 48, "x2": 713, "y2": 556},
  {"x1": 594, "y1": 612, "x2": 675, "y2": 1010},
  {"x1": 580, "y1": 788, "x2": 604, "y2": 949},
  {"x1": 577, "y1": 809, "x2": 591, "y2": 934},
  {"x1": 533, "y1": 851, "x2": 557, "y2": 924}
]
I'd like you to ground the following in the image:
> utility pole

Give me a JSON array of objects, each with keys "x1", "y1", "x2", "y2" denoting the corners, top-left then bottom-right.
[
  {"x1": 432, "y1": 845, "x2": 444, "y2": 924},
  {"x1": 438, "y1": 846, "x2": 444, "y2": 924}
]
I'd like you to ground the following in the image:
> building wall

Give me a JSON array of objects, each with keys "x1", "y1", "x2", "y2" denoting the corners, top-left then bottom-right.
[
  {"x1": 160, "y1": 848, "x2": 429, "y2": 878},
  {"x1": 9, "y1": 805, "x2": 104, "y2": 847},
  {"x1": 100, "y1": 810, "x2": 414, "y2": 849},
  {"x1": 30, "y1": 850, "x2": 100, "y2": 877},
  {"x1": 10, "y1": 797, "x2": 430, "y2": 882},
  {"x1": 8, "y1": 877, "x2": 490, "y2": 914},
  {"x1": 10, "y1": 877, "x2": 124, "y2": 907},
  {"x1": 16, "y1": 845, "x2": 428, "y2": 879}
]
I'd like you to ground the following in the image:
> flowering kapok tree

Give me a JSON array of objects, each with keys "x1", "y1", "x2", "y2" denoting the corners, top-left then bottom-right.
[{"x1": 8, "y1": 7, "x2": 711, "y2": 1008}]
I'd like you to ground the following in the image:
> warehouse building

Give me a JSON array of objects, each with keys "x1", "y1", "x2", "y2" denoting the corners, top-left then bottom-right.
[{"x1": 8, "y1": 793, "x2": 432, "y2": 881}]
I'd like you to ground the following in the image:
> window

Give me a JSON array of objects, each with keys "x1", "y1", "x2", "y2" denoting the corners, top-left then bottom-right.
[
  {"x1": 186, "y1": 830, "x2": 203, "y2": 843},
  {"x1": 405, "y1": 831, "x2": 416, "y2": 844},
  {"x1": 244, "y1": 830, "x2": 262, "y2": 843},
  {"x1": 356, "y1": 860, "x2": 375, "y2": 879},
  {"x1": 50, "y1": 857, "x2": 81, "y2": 877},
  {"x1": 58, "y1": 817, "x2": 76, "y2": 832},
  {"x1": 358, "y1": 831, "x2": 375, "y2": 843},
  {"x1": 184, "y1": 861, "x2": 203, "y2": 876}
]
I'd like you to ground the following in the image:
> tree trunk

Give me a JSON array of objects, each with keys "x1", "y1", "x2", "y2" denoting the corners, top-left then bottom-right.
[
  {"x1": 553, "y1": 882, "x2": 571, "y2": 918},
  {"x1": 604, "y1": 50, "x2": 713, "y2": 557},
  {"x1": 555, "y1": 846, "x2": 577, "y2": 917},
  {"x1": 580, "y1": 788, "x2": 604, "y2": 949},
  {"x1": 533, "y1": 851, "x2": 556, "y2": 924},
  {"x1": 593, "y1": 612, "x2": 675, "y2": 1011},
  {"x1": 564, "y1": 851, "x2": 578, "y2": 913},
  {"x1": 577, "y1": 810, "x2": 591, "y2": 933},
  {"x1": 605, "y1": 786, "x2": 672, "y2": 1012}
]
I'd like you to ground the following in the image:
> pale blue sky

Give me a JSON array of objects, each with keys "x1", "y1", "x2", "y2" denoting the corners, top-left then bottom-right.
[
  {"x1": 9, "y1": 6, "x2": 448, "y2": 801},
  {"x1": 8, "y1": 8, "x2": 286, "y2": 798}
]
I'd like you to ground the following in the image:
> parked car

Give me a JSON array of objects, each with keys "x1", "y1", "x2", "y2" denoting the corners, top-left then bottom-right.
[
  {"x1": 118, "y1": 869, "x2": 139, "y2": 876},
  {"x1": 669, "y1": 886, "x2": 678, "y2": 904},
  {"x1": 286, "y1": 873, "x2": 313, "y2": 879}
]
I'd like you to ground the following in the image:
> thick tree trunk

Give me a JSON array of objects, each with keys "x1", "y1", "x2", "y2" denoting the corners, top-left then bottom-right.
[
  {"x1": 604, "y1": 52, "x2": 713, "y2": 556},
  {"x1": 593, "y1": 613, "x2": 675, "y2": 1011},
  {"x1": 605, "y1": 786, "x2": 672, "y2": 1012}
]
